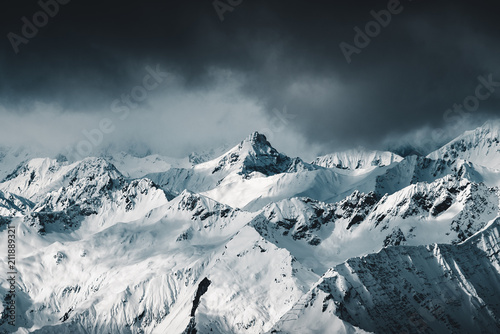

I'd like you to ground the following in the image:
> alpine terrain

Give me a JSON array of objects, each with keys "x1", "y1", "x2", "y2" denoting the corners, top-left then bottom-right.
[{"x1": 1, "y1": 120, "x2": 500, "y2": 333}]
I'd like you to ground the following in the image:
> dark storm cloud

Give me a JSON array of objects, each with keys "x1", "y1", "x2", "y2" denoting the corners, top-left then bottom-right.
[{"x1": 1, "y1": 0, "x2": 499, "y2": 154}]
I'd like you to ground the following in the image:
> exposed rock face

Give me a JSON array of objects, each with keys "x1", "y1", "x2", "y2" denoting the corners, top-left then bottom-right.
[{"x1": 271, "y1": 219, "x2": 500, "y2": 334}]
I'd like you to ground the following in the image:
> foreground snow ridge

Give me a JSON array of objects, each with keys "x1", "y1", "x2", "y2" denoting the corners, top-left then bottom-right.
[{"x1": 1, "y1": 121, "x2": 500, "y2": 333}]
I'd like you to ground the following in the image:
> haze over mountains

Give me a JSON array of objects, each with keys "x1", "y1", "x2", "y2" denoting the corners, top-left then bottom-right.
[{"x1": 1, "y1": 120, "x2": 500, "y2": 333}]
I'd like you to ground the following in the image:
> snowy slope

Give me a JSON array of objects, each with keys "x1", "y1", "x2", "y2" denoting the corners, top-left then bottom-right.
[
  {"x1": 0, "y1": 157, "x2": 170, "y2": 236},
  {"x1": 0, "y1": 190, "x2": 317, "y2": 334},
  {"x1": 0, "y1": 158, "x2": 79, "y2": 202},
  {"x1": 0, "y1": 146, "x2": 38, "y2": 183},
  {"x1": 312, "y1": 148, "x2": 402, "y2": 170},
  {"x1": 271, "y1": 218, "x2": 500, "y2": 334},
  {"x1": 374, "y1": 155, "x2": 500, "y2": 196},
  {"x1": 252, "y1": 174, "x2": 499, "y2": 273},
  {"x1": 428, "y1": 120, "x2": 500, "y2": 169}
]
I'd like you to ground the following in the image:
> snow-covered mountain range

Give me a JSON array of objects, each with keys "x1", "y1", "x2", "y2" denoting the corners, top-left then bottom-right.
[
  {"x1": 311, "y1": 149, "x2": 403, "y2": 170},
  {"x1": 1, "y1": 120, "x2": 500, "y2": 333}
]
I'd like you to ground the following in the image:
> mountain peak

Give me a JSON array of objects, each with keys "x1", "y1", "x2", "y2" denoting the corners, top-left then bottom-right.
[
  {"x1": 428, "y1": 118, "x2": 500, "y2": 169},
  {"x1": 207, "y1": 132, "x2": 294, "y2": 177},
  {"x1": 237, "y1": 132, "x2": 276, "y2": 155},
  {"x1": 482, "y1": 118, "x2": 500, "y2": 130},
  {"x1": 246, "y1": 131, "x2": 269, "y2": 145}
]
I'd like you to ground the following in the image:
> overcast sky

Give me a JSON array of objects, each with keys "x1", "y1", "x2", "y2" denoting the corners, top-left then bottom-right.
[{"x1": 1, "y1": 0, "x2": 499, "y2": 159}]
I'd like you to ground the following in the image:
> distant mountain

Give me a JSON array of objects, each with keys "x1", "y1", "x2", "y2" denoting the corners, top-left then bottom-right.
[
  {"x1": 0, "y1": 146, "x2": 37, "y2": 182},
  {"x1": 188, "y1": 144, "x2": 231, "y2": 165},
  {"x1": 1, "y1": 121, "x2": 500, "y2": 333},
  {"x1": 428, "y1": 120, "x2": 500, "y2": 169},
  {"x1": 312, "y1": 149, "x2": 402, "y2": 170},
  {"x1": 104, "y1": 151, "x2": 191, "y2": 179}
]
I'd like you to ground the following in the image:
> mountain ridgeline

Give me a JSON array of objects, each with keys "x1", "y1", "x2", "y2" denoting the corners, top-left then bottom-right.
[{"x1": 1, "y1": 121, "x2": 500, "y2": 333}]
